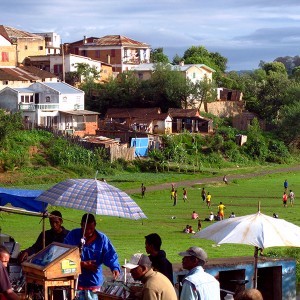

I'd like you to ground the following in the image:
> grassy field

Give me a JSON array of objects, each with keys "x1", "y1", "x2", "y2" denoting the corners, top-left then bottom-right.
[{"x1": 1, "y1": 167, "x2": 300, "y2": 268}]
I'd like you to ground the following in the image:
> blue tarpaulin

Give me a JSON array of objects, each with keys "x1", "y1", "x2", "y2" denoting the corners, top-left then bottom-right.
[{"x1": 0, "y1": 188, "x2": 46, "y2": 212}]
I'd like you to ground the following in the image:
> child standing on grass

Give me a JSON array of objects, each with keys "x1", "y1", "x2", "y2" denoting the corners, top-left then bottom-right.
[
  {"x1": 283, "y1": 192, "x2": 288, "y2": 208},
  {"x1": 183, "y1": 188, "x2": 188, "y2": 203},
  {"x1": 206, "y1": 192, "x2": 212, "y2": 208},
  {"x1": 197, "y1": 219, "x2": 202, "y2": 231},
  {"x1": 173, "y1": 190, "x2": 178, "y2": 206}
]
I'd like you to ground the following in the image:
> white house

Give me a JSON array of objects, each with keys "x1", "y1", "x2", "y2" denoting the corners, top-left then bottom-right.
[
  {"x1": 33, "y1": 32, "x2": 61, "y2": 55},
  {"x1": 0, "y1": 82, "x2": 89, "y2": 131},
  {"x1": 132, "y1": 63, "x2": 214, "y2": 83}
]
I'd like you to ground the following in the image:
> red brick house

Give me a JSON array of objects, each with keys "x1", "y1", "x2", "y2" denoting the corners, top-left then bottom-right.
[{"x1": 65, "y1": 35, "x2": 151, "y2": 73}]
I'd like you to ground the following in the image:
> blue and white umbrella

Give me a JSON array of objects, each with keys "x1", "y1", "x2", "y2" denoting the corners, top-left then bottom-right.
[{"x1": 35, "y1": 179, "x2": 147, "y2": 220}]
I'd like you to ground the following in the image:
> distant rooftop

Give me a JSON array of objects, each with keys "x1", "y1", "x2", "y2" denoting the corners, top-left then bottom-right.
[{"x1": 41, "y1": 82, "x2": 84, "y2": 94}]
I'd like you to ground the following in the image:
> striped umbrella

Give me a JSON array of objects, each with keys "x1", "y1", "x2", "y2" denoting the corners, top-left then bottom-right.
[{"x1": 35, "y1": 179, "x2": 147, "y2": 220}]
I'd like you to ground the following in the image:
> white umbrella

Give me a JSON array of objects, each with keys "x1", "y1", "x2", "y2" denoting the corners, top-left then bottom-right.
[
  {"x1": 35, "y1": 178, "x2": 147, "y2": 220},
  {"x1": 193, "y1": 207, "x2": 300, "y2": 288}
]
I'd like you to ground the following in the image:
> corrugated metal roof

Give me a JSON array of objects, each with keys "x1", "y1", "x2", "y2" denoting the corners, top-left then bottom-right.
[
  {"x1": 3, "y1": 26, "x2": 44, "y2": 40},
  {"x1": 20, "y1": 66, "x2": 57, "y2": 79},
  {"x1": 13, "y1": 87, "x2": 34, "y2": 93},
  {"x1": 42, "y1": 82, "x2": 84, "y2": 94},
  {"x1": 0, "y1": 67, "x2": 39, "y2": 81},
  {"x1": 133, "y1": 63, "x2": 215, "y2": 73},
  {"x1": 106, "y1": 107, "x2": 161, "y2": 118},
  {"x1": 59, "y1": 110, "x2": 99, "y2": 115},
  {"x1": 93, "y1": 35, "x2": 149, "y2": 47}
]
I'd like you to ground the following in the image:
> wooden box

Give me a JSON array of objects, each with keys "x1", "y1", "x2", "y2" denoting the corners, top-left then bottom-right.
[{"x1": 22, "y1": 242, "x2": 81, "y2": 279}]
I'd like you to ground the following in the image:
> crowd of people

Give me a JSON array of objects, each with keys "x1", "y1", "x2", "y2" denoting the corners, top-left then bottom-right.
[{"x1": 5, "y1": 175, "x2": 294, "y2": 300}]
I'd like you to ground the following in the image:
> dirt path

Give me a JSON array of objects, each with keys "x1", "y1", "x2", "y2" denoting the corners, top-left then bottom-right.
[{"x1": 124, "y1": 165, "x2": 300, "y2": 194}]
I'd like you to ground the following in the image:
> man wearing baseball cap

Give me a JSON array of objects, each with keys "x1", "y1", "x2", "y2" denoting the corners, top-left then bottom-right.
[
  {"x1": 123, "y1": 253, "x2": 177, "y2": 300},
  {"x1": 178, "y1": 246, "x2": 220, "y2": 300}
]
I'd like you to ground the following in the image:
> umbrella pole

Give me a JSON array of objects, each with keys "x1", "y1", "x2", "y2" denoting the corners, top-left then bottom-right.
[
  {"x1": 42, "y1": 211, "x2": 47, "y2": 249},
  {"x1": 253, "y1": 247, "x2": 259, "y2": 289}
]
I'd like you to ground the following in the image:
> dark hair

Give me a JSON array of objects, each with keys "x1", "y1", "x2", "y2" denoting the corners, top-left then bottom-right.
[
  {"x1": 145, "y1": 233, "x2": 162, "y2": 251},
  {"x1": 81, "y1": 213, "x2": 96, "y2": 224},
  {"x1": 0, "y1": 245, "x2": 10, "y2": 255},
  {"x1": 50, "y1": 210, "x2": 62, "y2": 219}
]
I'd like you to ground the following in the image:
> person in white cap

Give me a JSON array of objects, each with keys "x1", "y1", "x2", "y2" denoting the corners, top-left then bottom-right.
[
  {"x1": 178, "y1": 246, "x2": 220, "y2": 300},
  {"x1": 123, "y1": 253, "x2": 177, "y2": 300}
]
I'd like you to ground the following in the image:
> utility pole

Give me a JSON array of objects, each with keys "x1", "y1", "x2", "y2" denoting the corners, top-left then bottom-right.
[{"x1": 61, "y1": 41, "x2": 65, "y2": 82}]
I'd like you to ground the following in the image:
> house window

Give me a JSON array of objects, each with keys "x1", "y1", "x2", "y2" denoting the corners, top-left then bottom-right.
[
  {"x1": 63, "y1": 96, "x2": 67, "y2": 102},
  {"x1": 1, "y1": 52, "x2": 9, "y2": 62},
  {"x1": 2, "y1": 81, "x2": 8, "y2": 85},
  {"x1": 46, "y1": 96, "x2": 51, "y2": 102},
  {"x1": 21, "y1": 95, "x2": 33, "y2": 103},
  {"x1": 95, "y1": 50, "x2": 100, "y2": 58},
  {"x1": 25, "y1": 45, "x2": 28, "y2": 50},
  {"x1": 111, "y1": 49, "x2": 115, "y2": 57},
  {"x1": 39, "y1": 46, "x2": 43, "y2": 50},
  {"x1": 193, "y1": 72, "x2": 196, "y2": 79},
  {"x1": 138, "y1": 73, "x2": 143, "y2": 79},
  {"x1": 53, "y1": 64, "x2": 63, "y2": 74},
  {"x1": 124, "y1": 49, "x2": 128, "y2": 58}
]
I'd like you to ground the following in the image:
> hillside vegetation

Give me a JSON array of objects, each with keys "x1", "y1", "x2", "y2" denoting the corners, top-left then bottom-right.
[{"x1": 0, "y1": 111, "x2": 299, "y2": 187}]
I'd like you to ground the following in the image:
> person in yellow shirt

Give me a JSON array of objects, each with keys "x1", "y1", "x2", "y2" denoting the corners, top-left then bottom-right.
[
  {"x1": 206, "y1": 192, "x2": 212, "y2": 208},
  {"x1": 218, "y1": 202, "x2": 226, "y2": 220}
]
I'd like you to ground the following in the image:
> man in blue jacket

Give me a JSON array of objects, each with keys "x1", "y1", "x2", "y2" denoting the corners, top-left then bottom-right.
[{"x1": 64, "y1": 213, "x2": 120, "y2": 300}]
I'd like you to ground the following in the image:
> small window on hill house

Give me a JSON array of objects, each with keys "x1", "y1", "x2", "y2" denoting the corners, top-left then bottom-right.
[
  {"x1": 25, "y1": 45, "x2": 28, "y2": 50},
  {"x1": 193, "y1": 72, "x2": 196, "y2": 79},
  {"x1": 39, "y1": 46, "x2": 43, "y2": 50},
  {"x1": 1, "y1": 52, "x2": 9, "y2": 62},
  {"x1": 46, "y1": 96, "x2": 50, "y2": 102}
]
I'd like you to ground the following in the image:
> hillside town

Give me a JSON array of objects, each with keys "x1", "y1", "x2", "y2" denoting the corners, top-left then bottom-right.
[{"x1": 0, "y1": 25, "x2": 262, "y2": 160}]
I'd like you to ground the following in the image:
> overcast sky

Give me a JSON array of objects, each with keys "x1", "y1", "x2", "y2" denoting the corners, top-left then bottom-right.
[{"x1": 2, "y1": 0, "x2": 300, "y2": 70}]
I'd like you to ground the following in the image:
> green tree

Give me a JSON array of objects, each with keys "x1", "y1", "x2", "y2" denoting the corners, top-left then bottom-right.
[
  {"x1": 0, "y1": 110, "x2": 23, "y2": 143},
  {"x1": 278, "y1": 101, "x2": 300, "y2": 146},
  {"x1": 150, "y1": 48, "x2": 169, "y2": 63},
  {"x1": 190, "y1": 77, "x2": 217, "y2": 112},
  {"x1": 146, "y1": 63, "x2": 192, "y2": 110},
  {"x1": 182, "y1": 46, "x2": 227, "y2": 72},
  {"x1": 172, "y1": 54, "x2": 183, "y2": 65},
  {"x1": 75, "y1": 63, "x2": 100, "y2": 83},
  {"x1": 261, "y1": 61, "x2": 288, "y2": 77},
  {"x1": 291, "y1": 66, "x2": 300, "y2": 81}
]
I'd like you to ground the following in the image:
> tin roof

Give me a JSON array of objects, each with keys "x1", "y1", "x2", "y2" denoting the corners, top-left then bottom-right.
[
  {"x1": 41, "y1": 82, "x2": 84, "y2": 94},
  {"x1": 0, "y1": 25, "x2": 44, "y2": 41},
  {"x1": 93, "y1": 35, "x2": 149, "y2": 48},
  {"x1": 59, "y1": 110, "x2": 99, "y2": 115},
  {"x1": 106, "y1": 107, "x2": 161, "y2": 118},
  {"x1": 0, "y1": 66, "x2": 57, "y2": 81}
]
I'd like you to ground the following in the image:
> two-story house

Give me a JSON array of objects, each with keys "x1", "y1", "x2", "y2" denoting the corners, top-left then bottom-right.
[
  {"x1": 65, "y1": 35, "x2": 151, "y2": 73},
  {"x1": 0, "y1": 82, "x2": 99, "y2": 136},
  {"x1": 26, "y1": 53, "x2": 113, "y2": 83},
  {"x1": 0, "y1": 65, "x2": 58, "y2": 91},
  {"x1": 33, "y1": 32, "x2": 61, "y2": 55},
  {"x1": 0, "y1": 28, "x2": 16, "y2": 67},
  {"x1": 0, "y1": 25, "x2": 46, "y2": 65}
]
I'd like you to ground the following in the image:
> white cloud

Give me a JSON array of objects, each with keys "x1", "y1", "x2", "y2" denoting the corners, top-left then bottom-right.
[{"x1": 1, "y1": 0, "x2": 300, "y2": 70}]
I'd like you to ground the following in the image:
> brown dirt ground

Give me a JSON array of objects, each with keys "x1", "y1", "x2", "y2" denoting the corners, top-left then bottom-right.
[{"x1": 124, "y1": 165, "x2": 300, "y2": 194}]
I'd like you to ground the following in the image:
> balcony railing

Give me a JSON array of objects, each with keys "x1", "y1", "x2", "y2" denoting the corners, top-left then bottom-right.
[{"x1": 19, "y1": 103, "x2": 84, "y2": 111}]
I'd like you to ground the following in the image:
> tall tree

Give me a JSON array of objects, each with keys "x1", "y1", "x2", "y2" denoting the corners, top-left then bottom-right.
[
  {"x1": 150, "y1": 48, "x2": 169, "y2": 63},
  {"x1": 182, "y1": 46, "x2": 227, "y2": 73}
]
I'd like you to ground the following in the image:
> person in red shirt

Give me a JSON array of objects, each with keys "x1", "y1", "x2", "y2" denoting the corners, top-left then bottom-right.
[{"x1": 283, "y1": 192, "x2": 288, "y2": 208}]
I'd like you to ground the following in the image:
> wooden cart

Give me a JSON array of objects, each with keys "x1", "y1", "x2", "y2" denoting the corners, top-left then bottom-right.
[{"x1": 22, "y1": 242, "x2": 81, "y2": 300}]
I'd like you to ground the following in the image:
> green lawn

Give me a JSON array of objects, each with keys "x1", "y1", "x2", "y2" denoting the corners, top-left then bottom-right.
[{"x1": 1, "y1": 168, "x2": 300, "y2": 268}]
